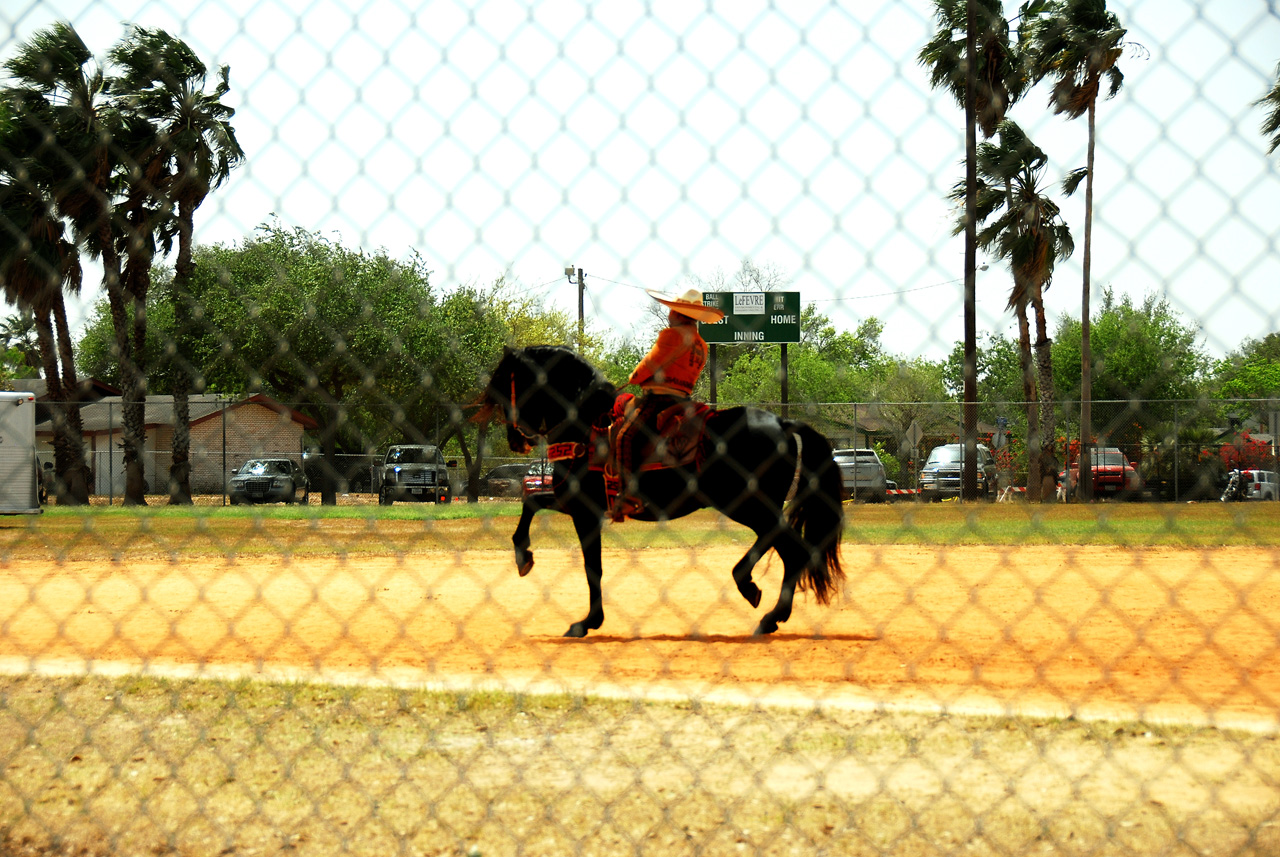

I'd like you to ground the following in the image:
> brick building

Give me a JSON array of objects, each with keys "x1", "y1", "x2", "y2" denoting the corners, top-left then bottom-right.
[{"x1": 36, "y1": 394, "x2": 319, "y2": 496}]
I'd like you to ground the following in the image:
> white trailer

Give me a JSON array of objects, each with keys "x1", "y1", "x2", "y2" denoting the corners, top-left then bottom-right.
[{"x1": 0, "y1": 391, "x2": 41, "y2": 514}]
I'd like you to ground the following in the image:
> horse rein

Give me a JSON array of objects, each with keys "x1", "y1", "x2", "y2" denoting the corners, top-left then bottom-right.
[{"x1": 508, "y1": 373, "x2": 538, "y2": 443}]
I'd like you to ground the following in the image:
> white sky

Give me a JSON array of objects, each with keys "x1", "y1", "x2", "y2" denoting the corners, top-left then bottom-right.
[{"x1": 4, "y1": 0, "x2": 1279, "y2": 360}]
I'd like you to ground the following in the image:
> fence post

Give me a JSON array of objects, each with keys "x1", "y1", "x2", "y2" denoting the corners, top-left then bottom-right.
[
  {"x1": 222, "y1": 397, "x2": 228, "y2": 506},
  {"x1": 108, "y1": 402, "x2": 113, "y2": 506},
  {"x1": 1173, "y1": 402, "x2": 1179, "y2": 501}
]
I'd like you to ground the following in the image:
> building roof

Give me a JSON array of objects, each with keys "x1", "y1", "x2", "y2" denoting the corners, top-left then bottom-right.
[
  {"x1": 9, "y1": 377, "x2": 122, "y2": 400},
  {"x1": 36, "y1": 393, "x2": 319, "y2": 434}
]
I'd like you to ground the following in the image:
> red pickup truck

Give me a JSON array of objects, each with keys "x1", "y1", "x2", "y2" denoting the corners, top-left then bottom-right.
[{"x1": 1061, "y1": 447, "x2": 1143, "y2": 499}]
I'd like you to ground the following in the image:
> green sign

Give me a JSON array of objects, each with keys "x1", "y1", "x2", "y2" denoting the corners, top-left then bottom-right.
[{"x1": 698, "y1": 291, "x2": 801, "y2": 344}]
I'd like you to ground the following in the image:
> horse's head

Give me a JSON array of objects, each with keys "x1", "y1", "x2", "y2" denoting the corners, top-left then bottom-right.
[{"x1": 478, "y1": 345, "x2": 615, "y2": 454}]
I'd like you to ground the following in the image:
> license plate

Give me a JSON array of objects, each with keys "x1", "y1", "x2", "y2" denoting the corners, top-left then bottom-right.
[{"x1": 411, "y1": 488, "x2": 423, "y2": 495}]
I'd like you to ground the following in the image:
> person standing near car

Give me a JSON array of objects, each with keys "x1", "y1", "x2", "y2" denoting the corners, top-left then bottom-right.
[{"x1": 611, "y1": 288, "x2": 724, "y2": 521}]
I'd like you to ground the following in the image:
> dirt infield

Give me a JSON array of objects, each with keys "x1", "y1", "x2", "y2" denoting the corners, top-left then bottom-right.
[{"x1": 1, "y1": 543, "x2": 1277, "y2": 729}]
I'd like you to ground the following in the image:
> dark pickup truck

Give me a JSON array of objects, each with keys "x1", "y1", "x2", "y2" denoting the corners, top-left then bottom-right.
[{"x1": 373, "y1": 444, "x2": 452, "y2": 504}]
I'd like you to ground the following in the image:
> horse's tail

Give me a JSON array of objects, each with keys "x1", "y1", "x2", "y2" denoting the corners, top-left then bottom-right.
[{"x1": 786, "y1": 423, "x2": 845, "y2": 605}]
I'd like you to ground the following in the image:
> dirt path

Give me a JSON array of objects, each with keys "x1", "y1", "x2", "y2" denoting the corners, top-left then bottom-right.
[{"x1": 2, "y1": 544, "x2": 1277, "y2": 729}]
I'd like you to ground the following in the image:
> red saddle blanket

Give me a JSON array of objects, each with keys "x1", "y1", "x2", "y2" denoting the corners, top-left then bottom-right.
[{"x1": 543, "y1": 394, "x2": 714, "y2": 518}]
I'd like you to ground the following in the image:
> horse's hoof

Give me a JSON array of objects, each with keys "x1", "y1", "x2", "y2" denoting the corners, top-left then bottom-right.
[
  {"x1": 518, "y1": 558, "x2": 534, "y2": 577},
  {"x1": 752, "y1": 619, "x2": 777, "y2": 636},
  {"x1": 744, "y1": 584, "x2": 762, "y2": 609},
  {"x1": 565, "y1": 624, "x2": 588, "y2": 638}
]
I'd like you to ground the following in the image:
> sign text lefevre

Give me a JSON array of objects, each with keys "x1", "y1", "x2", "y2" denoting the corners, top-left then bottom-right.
[{"x1": 698, "y1": 291, "x2": 800, "y2": 344}]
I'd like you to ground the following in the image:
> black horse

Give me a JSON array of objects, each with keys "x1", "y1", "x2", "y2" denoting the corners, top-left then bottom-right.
[{"x1": 478, "y1": 345, "x2": 845, "y2": 637}]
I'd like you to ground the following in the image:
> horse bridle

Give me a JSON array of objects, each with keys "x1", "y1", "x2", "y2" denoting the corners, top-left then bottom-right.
[{"x1": 507, "y1": 372, "x2": 539, "y2": 443}]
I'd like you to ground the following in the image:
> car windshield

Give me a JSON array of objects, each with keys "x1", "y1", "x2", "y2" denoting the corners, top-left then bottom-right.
[
  {"x1": 1090, "y1": 451, "x2": 1127, "y2": 466},
  {"x1": 240, "y1": 460, "x2": 290, "y2": 475},
  {"x1": 486, "y1": 465, "x2": 524, "y2": 479},
  {"x1": 388, "y1": 447, "x2": 434, "y2": 464},
  {"x1": 834, "y1": 450, "x2": 878, "y2": 463},
  {"x1": 927, "y1": 446, "x2": 962, "y2": 464}
]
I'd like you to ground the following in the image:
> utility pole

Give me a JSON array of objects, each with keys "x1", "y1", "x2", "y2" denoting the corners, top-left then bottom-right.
[
  {"x1": 565, "y1": 265, "x2": 584, "y2": 348},
  {"x1": 961, "y1": 0, "x2": 978, "y2": 502}
]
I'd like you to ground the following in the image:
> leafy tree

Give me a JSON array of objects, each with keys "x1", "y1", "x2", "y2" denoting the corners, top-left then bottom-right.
[
  {"x1": 1212, "y1": 332, "x2": 1280, "y2": 425},
  {"x1": 0, "y1": 309, "x2": 40, "y2": 376},
  {"x1": 869, "y1": 357, "x2": 952, "y2": 470},
  {"x1": 1023, "y1": 0, "x2": 1127, "y2": 497},
  {"x1": 110, "y1": 27, "x2": 244, "y2": 504},
  {"x1": 710, "y1": 307, "x2": 891, "y2": 410},
  {"x1": 944, "y1": 331, "x2": 1025, "y2": 406},
  {"x1": 77, "y1": 225, "x2": 576, "y2": 502},
  {"x1": 1257, "y1": 61, "x2": 1280, "y2": 156},
  {"x1": 1051, "y1": 288, "x2": 1209, "y2": 458}
]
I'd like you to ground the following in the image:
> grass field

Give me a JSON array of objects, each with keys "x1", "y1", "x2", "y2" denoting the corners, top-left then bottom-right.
[
  {"x1": 1, "y1": 500, "x2": 1277, "y2": 855},
  {"x1": 5, "y1": 498, "x2": 1279, "y2": 560}
]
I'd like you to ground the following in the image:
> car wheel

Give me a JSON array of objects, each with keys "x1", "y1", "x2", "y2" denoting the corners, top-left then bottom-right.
[{"x1": 379, "y1": 487, "x2": 393, "y2": 506}]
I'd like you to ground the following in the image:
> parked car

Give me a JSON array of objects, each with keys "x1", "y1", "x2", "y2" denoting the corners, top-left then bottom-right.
[
  {"x1": 477, "y1": 462, "x2": 530, "y2": 498},
  {"x1": 373, "y1": 444, "x2": 451, "y2": 504},
  {"x1": 1243, "y1": 469, "x2": 1279, "y2": 501},
  {"x1": 832, "y1": 448, "x2": 887, "y2": 502},
  {"x1": 229, "y1": 458, "x2": 309, "y2": 504},
  {"x1": 1061, "y1": 447, "x2": 1143, "y2": 500},
  {"x1": 919, "y1": 443, "x2": 996, "y2": 502},
  {"x1": 522, "y1": 459, "x2": 555, "y2": 498}
]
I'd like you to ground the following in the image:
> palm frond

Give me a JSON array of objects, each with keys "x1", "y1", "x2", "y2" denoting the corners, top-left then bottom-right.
[{"x1": 1061, "y1": 166, "x2": 1088, "y2": 196}]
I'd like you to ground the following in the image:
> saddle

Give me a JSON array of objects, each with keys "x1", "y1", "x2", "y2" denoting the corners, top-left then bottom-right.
[{"x1": 545, "y1": 393, "x2": 713, "y2": 519}]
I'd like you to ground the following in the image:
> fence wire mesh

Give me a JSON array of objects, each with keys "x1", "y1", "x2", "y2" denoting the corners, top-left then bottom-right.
[{"x1": 2, "y1": 1, "x2": 1280, "y2": 855}]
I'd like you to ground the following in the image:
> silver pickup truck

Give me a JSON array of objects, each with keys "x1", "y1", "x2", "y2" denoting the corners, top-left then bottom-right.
[
  {"x1": 832, "y1": 448, "x2": 887, "y2": 503},
  {"x1": 373, "y1": 444, "x2": 452, "y2": 504}
]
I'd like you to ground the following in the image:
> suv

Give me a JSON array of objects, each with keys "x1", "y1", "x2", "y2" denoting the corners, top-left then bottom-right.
[
  {"x1": 832, "y1": 448, "x2": 887, "y2": 502},
  {"x1": 373, "y1": 444, "x2": 451, "y2": 504},
  {"x1": 1243, "y1": 469, "x2": 1278, "y2": 501},
  {"x1": 1062, "y1": 447, "x2": 1142, "y2": 499},
  {"x1": 476, "y1": 462, "x2": 529, "y2": 498},
  {"x1": 229, "y1": 458, "x2": 309, "y2": 504},
  {"x1": 919, "y1": 443, "x2": 996, "y2": 501}
]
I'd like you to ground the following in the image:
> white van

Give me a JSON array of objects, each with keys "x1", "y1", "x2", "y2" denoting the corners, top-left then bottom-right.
[
  {"x1": 1243, "y1": 469, "x2": 1278, "y2": 501},
  {"x1": 0, "y1": 392, "x2": 41, "y2": 514}
]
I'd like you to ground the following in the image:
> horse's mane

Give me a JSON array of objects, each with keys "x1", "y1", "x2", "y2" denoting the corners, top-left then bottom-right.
[
  {"x1": 510, "y1": 345, "x2": 611, "y2": 393},
  {"x1": 484, "y1": 345, "x2": 616, "y2": 427}
]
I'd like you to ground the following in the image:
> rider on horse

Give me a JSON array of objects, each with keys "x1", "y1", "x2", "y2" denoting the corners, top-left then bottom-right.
[{"x1": 611, "y1": 287, "x2": 725, "y2": 521}]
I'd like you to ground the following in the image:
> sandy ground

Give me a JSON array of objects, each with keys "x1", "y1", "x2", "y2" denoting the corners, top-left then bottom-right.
[{"x1": 1, "y1": 543, "x2": 1277, "y2": 730}]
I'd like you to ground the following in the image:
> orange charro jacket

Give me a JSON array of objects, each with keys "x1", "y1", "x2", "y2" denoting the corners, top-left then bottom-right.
[{"x1": 628, "y1": 324, "x2": 709, "y2": 396}]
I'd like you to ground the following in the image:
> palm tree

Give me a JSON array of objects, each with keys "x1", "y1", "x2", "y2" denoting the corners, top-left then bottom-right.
[
  {"x1": 0, "y1": 102, "x2": 92, "y2": 503},
  {"x1": 919, "y1": 0, "x2": 1029, "y2": 138},
  {"x1": 1023, "y1": 0, "x2": 1126, "y2": 500},
  {"x1": 920, "y1": 0, "x2": 1029, "y2": 499},
  {"x1": 956, "y1": 121, "x2": 1074, "y2": 501},
  {"x1": 1257, "y1": 61, "x2": 1280, "y2": 156},
  {"x1": 4, "y1": 23, "x2": 151, "y2": 503},
  {"x1": 110, "y1": 27, "x2": 244, "y2": 504}
]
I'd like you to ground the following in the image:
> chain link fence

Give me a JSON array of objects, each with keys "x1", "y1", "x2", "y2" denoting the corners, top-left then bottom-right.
[{"x1": 3, "y1": 0, "x2": 1280, "y2": 855}]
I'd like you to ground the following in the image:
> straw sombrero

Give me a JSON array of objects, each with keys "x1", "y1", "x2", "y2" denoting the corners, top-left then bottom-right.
[{"x1": 645, "y1": 287, "x2": 725, "y2": 323}]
